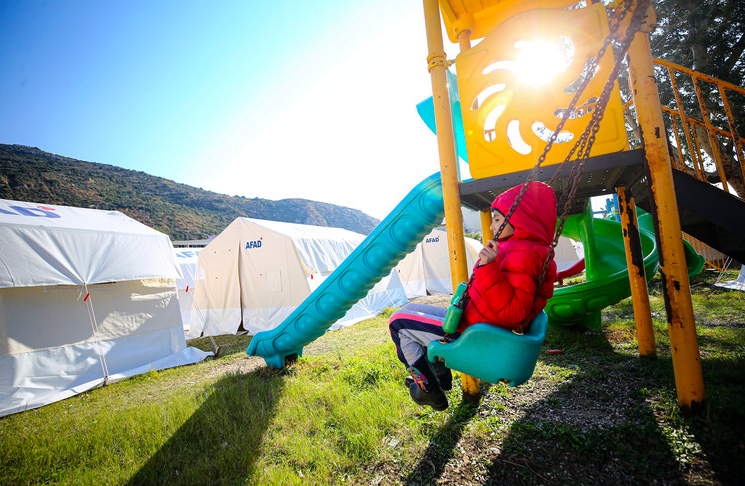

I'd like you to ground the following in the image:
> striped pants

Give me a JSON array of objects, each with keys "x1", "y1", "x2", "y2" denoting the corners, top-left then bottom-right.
[{"x1": 389, "y1": 303, "x2": 458, "y2": 368}]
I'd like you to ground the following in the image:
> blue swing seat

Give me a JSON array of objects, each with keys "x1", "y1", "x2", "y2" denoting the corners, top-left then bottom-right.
[{"x1": 427, "y1": 311, "x2": 548, "y2": 387}]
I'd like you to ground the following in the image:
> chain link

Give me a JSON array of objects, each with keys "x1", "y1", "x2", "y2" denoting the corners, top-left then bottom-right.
[
  {"x1": 488, "y1": 0, "x2": 650, "y2": 333},
  {"x1": 541, "y1": 0, "x2": 651, "y2": 291}
]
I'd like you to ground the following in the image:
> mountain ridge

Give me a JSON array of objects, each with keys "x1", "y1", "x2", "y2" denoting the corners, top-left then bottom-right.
[{"x1": 0, "y1": 144, "x2": 381, "y2": 239}]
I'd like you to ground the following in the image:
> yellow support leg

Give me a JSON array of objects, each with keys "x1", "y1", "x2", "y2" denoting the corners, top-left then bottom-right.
[
  {"x1": 617, "y1": 186, "x2": 656, "y2": 358},
  {"x1": 422, "y1": 0, "x2": 479, "y2": 402},
  {"x1": 627, "y1": 7, "x2": 705, "y2": 414},
  {"x1": 480, "y1": 208, "x2": 494, "y2": 243}
]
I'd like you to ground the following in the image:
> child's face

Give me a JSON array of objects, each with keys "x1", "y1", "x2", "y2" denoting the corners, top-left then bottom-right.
[{"x1": 491, "y1": 210, "x2": 515, "y2": 239}]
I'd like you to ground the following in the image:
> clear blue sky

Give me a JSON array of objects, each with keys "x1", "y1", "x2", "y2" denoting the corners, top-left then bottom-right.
[{"x1": 1, "y1": 0, "x2": 462, "y2": 220}]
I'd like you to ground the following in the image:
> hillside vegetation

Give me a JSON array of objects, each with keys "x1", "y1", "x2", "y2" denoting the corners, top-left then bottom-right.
[{"x1": 0, "y1": 144, "x2": 381, "y2": 239}]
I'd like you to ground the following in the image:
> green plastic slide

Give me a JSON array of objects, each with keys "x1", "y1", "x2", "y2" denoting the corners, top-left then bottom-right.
[{"x1": 547, "y1": 207, "x2": 705, "y2": 328}]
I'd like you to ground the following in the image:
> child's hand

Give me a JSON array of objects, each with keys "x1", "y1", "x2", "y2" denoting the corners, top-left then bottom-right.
[{"x1": 478, "y1": 240, "x2": 498, "y2": 266}]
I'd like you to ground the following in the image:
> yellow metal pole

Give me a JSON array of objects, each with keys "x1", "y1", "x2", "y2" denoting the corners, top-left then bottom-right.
[
  {"x1": 626, "y1": 6, "x2": 705, "y2": 414},
  {"x1": 692, "y1": 80, "x2": 729, "y2": 191},
  {"x1": 718, "y1": 86, "x2": 745, "y2": 185},
  {"x1": 480, "y1": 209, "x2": 494, "y2": 243},
  {"x1": 422, "y1": 0, "x2": 468, "y2": 290},
  {"x1": 421, "y1": 0, "x2": 479, "y2": 401},
  {"x1": 666, "y1": 67, "x2": 704, "y2": 180},
  {"x1": 457, "y1": 25, "x2": 471, "y2": 52},
  {"x1": 617, "y1": 186, "x2": 656, "y2": 358},
  {"x1": 456, "y1": 27, "x2": 482, "y2": 401}
]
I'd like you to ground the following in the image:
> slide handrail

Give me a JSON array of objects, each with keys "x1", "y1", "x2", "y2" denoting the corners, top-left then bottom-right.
[{"x1": 652, "y1": 58, "x2": 745, "y2": 192}]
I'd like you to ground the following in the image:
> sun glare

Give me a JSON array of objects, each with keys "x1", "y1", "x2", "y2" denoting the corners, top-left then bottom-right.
[{"x1": 514, "y1": 39, "x2": 571, "y2": 88}]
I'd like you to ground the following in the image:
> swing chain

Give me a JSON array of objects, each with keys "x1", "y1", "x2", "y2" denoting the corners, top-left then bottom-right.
[
  {"x1": 452, "y1": 0, "x2": 648, "y2": 336},
  {"x1": 494, "y1": 0, "x2": 642, "y2": 242},
  {"x1": 497, "y1": 0, "x2": 650, "y2": 334},
  {"x1": 546, "y1": 0, "x2": 651, "y2": 274}
]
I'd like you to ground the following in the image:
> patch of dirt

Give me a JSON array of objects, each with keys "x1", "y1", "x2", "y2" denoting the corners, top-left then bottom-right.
[
  {"x1": 410, "y1": 295, "x2": 452, "y2": 308},
  {"x1": 202, "y1": 355, "x2": 266, "y2": 379}
]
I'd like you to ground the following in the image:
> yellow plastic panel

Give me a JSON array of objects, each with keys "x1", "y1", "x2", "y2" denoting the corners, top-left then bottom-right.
[
  {"x1": 455, "y1": 3, "x2": 628, "y2": 180},
  {"x1": 439, "y1": 0, "x2": 577, "y2": 43}
]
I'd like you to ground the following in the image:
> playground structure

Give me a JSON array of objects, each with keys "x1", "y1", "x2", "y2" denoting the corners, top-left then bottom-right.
[
  {"x1": 603, "y1": 195, "x2": 730, "y2": 272},
  {"x1": 248, "y1": 0, "x2": 745, "y2": 414}
]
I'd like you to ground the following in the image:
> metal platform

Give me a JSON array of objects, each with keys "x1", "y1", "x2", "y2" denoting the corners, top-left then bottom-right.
[
  {"x1": 458, "y1": 147, "x2": 744, "y2": 263},
  {"x1": 459, "y1": 149, "x2": 647, "y2": 214}
]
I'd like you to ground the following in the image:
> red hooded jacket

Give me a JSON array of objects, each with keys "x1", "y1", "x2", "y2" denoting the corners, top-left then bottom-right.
[{"x1": 459, "y1": 182, "x2": 558, "y2": 332}]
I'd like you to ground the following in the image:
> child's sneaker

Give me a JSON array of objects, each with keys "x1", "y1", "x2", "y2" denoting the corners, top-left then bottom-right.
[
  {"x1": 433, "y1": 361, "x2": 452, "y2": 391},
  {"x1": 408, "y1": 381, "x2": 448, "y2": 411},
  {"x1": 404, "y1": 362, "x2": 452, "y2": 391},
  {"x1": 406, "y1": 356, "x2": 449, "y2": 411}
]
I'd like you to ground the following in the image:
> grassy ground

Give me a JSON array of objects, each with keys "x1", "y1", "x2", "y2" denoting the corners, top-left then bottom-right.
[{"x1": 1, "y1": 269, "x2": 743, "y2": 485}]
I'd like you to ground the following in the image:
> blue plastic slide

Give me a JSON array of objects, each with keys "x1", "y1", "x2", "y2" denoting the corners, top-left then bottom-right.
[{"x1": 247, "y1": 173, "x2": 445, "y2": 368}]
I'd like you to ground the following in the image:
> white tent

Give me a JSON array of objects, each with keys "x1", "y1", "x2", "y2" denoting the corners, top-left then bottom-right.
[
  {"x1": 174, "y1": 248, "x2": 201, "y2": 332},
  {"x1": 395, "y1": 228, "x2": 482, "y2": 297},
  {"x1": 325, "y1": 269, "x2": 408, "y2": 330},
  {"x1": 715, "y1": 264, "x2": 745, "y2": 291},
  {"x1": 0, "y1": 199, "x2": 211, "y2": 417},
  {"x1": 189, "y1": 218, "x2": 407, "y2": 337},
  {"x1": 396, "y1": 229, "x2": 584, "y2": 297},
  {"x1": 554, "y1": 236, "x2": 584, "y2": 272}
]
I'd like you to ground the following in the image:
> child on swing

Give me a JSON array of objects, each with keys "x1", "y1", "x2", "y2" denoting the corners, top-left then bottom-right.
[{"x1": 389, "y1": 181, "x2": 558, "y2": 410}]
